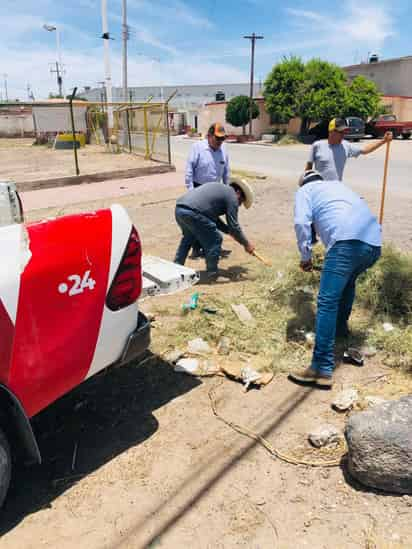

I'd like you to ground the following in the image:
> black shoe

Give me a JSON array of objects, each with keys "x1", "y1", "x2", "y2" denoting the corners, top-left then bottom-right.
[
  {"x1": 220, "y1": 249, "x2": 232, "y2": 258},
  {"x1": 189, "y1": 249, "x2": 205, "y2": 260}
]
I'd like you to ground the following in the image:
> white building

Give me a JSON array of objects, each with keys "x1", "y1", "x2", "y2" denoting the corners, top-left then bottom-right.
[{"x1": 82, "y1": 83, "x2": 262, "y2": 131}]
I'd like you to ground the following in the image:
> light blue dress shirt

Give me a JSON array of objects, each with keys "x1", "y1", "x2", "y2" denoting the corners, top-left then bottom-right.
[
  {"x1": 185, "y1": 139, "x2": 230, "y2": 190},
  {"x1": 294, "y1": 181, "x2": 382, "y2": 261}
]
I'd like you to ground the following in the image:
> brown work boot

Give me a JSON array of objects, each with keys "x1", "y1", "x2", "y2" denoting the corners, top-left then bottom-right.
[
  {"x1": 315, "y1": 374, "x2": 334, "y2": 388},
  {"x1": 289, "y1": 367, "x2": 318, "y2": 384}
]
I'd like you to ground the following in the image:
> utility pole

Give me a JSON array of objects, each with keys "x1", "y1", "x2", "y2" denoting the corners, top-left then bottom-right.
[
  {"x1": 243, "y1": 33, "x2": 263, "y2": 137},
  {"x1": 3, "y1": 74, "x2": 8, "y2": 102},
  {"x1": 122, "y1": 0, "x2": 129, "y2": 102},
  {"x1": 43, "y1": 25, "x2": 64, "y2": 96},
  {"x1": 101, "y1": 0, "x2": 114, "y2": 135}
]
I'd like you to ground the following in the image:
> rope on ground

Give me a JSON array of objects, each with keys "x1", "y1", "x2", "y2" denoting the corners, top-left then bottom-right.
[{"x1": 208, "y1": 382, "x2": 346, "y2": 467}]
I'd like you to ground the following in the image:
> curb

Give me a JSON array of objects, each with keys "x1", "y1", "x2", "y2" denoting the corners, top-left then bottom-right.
[{"x1": 16, "y1": 164, "x2": 176, "y2": 192}]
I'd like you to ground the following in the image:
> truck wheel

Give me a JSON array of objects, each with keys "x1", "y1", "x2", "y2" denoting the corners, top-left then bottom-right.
[
  {"x1": 402, "y1": 133, "x2": 411, "y2": 140},
  {"x1": 0, "y1": 428, "x2": 11, "y2": 508}
]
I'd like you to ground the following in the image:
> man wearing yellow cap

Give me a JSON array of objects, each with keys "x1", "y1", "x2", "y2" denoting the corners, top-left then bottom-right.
[{"x1": 305, "y1": 118, "x2": 392, "y2": 181}]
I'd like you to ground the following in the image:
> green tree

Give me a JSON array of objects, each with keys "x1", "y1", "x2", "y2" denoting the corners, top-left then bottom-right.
[
  {"x1": 263, "y1": 56, "x2": 305, "y2": 124},
  {"x1": 344, "y1": 76, "x2": 382, "y2": 119},
  {"x1": 225, "y1": 95, "x2": 259, "y2": 135},
  {"x1": 264, "y1": 57, "x2": 383, "y2": 134}
]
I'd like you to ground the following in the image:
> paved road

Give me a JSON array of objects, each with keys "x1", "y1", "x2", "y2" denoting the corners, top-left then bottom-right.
[{"x1": 171, "y1": 136, "x2": 412, "y2": 194}]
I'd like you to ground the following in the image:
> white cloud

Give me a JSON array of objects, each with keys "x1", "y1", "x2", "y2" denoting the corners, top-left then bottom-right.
[{"x1": 286, "y1": 1, "x2": 394, "y2": 51}]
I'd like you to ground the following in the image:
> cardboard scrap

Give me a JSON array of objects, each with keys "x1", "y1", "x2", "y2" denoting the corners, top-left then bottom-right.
[
  {"x1": 231, "y1": 303, "x2": 255, "y2": 325},
  {"x1": 220, "y1": 363, "x2": 274, "y2": 388}
]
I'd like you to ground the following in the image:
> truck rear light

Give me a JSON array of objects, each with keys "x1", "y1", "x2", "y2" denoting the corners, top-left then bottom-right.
[{"x1": 106, "y1": 226, "x2": 142, "y2": 311}]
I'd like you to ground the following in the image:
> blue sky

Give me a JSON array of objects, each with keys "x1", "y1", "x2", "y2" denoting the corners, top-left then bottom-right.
[{"x1": 2, "y1": 0, "x2": 411, "y2": 100}]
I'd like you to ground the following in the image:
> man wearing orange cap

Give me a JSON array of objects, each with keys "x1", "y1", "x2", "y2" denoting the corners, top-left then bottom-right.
[
  {"x1": 185, "y1": 122, "x2": 230, "y2": 258},
  {"x1": 306, "y1": 118, "x2": 392, "y2": 181}
]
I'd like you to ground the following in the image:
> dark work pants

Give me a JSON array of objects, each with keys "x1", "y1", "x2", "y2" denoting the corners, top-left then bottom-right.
[{"x1": 174, "y1": 206, "x2": 222, "y2": 273}]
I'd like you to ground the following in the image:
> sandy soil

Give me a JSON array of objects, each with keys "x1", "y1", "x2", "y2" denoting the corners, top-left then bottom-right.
[
  {"x1": 0, "y1": 139, "x2": 157, "y2": 185},
  {"x1": 2, "y1": 173, "x2": 412, "y2": 548}
]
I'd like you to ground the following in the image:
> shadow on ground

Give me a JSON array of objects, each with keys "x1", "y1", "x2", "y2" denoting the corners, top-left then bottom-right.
[{"x1": 0, "y1": 353, "x2": 200, "y2": 535}]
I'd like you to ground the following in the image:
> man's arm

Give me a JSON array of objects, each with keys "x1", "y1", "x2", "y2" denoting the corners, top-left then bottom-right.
[
  {"x1": 216, "y1": 217, "x2": 229, "y2": 234},
  {"x1": 294, "y1": 188, "x2": 313, "y2": 265},
  {"x1": 225, "y1": 199, "x2": 254, "y2": 252},
  {"x1": 222, "y1": 146, "x2": 230, "y2": 185},
  {"x1": 360, "y1": 131, "x2": 392, "y2": 155},
  {"x1": 305, "y1": 142, "x2": 316, "y2": 171},
  {"x1": 185, "y1": 145, "x2": 197, "y2": 190}
]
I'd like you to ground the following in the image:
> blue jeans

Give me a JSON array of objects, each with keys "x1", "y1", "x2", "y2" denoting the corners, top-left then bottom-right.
[
  {"x1": 312, "y1": 240, "x2": 381, "y2": 376},
  {"x1": 174, "y1": 206, "x2": 222, "y2": 272}
]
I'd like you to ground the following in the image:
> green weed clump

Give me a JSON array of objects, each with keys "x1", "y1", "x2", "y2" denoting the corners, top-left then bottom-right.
[
  {"x1": 358, "y1": 245, "x2": 412, "y2": 324},
  {"x1": 277, "y1": 134, "x2": 300, "y2": 146}
]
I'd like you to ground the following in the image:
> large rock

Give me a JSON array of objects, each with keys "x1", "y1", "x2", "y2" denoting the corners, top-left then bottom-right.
[{"x1": 345, "y1": 395, "x2": 412, "y2": 494}]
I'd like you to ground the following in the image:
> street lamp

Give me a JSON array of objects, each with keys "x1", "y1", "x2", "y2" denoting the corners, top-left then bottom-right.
[{"x1": 43, "y1": 24, "x2": 63, "y2": 97}]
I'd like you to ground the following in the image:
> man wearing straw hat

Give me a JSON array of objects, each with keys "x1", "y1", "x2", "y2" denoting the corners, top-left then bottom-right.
[
  {"x1": 289, "y1": 170, "x2": 381, "y2": 388},
  {"x1": 174, "y1": 178, "x2": 255, "y2": 280}
]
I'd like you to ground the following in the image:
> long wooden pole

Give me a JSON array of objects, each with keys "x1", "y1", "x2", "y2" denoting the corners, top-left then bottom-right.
[{"x1": 379, "y1": 140, "x2": 391, "y2": 225}]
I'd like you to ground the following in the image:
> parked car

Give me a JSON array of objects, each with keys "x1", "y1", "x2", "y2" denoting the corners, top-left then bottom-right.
[
  {"x1": 366, "y1": 114, "x2": 412, "y2": 139},
  {"x1": 308, "y1": 117, "x2": 365, "y2": 141},
  {"x1": 0, "y1": 182, "x2": 198, "y2": 508}
]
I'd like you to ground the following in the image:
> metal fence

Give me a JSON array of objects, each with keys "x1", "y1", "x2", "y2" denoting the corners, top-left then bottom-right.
[{"x1": 87, "y1": 101, "x2": 171, "y2": 164}]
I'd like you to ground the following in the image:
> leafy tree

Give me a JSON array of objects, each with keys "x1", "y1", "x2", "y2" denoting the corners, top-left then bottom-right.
[
  {"x1": 263, "y1": 56, "x2": 305, "y2": 124},
  {"x1": 48, "y1": 92, "x2": 64, "y2": 99},
  {"x1": 225, "y1": 95, "x2": 259, "y2": 135},
  {"x1": 264, "y1": 57, "x2": 383, "y2": 133},
  {"x1": 345, "y1": 76, "x2": 382, "y2": 119}
]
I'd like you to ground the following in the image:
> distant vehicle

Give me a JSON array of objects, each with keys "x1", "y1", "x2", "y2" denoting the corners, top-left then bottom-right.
[
  {"x1": 366, "y1": 114, "x2": 412, "y2": 139},
  {"x1": 308, "y1": 117, "x2": 365, "y2": 141}
]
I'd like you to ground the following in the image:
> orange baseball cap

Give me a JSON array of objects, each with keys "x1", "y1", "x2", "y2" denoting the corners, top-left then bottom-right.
[{"x1": 209, "y1": 123, "x2": 226, "y2": 138}]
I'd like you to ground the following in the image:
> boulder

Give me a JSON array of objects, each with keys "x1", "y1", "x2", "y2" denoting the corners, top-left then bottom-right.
[{"x1": 345, "y1": 395, "x2": 412, "y2": 494}]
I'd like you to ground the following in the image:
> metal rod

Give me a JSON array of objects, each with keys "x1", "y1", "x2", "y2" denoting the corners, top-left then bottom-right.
[
  {"x1": 379, "y1": 140, "x2": 391, "y2": 225},
  {"x1": 122, "y1": 0, "x2": 128, "y2": 103},
  {"x1": 126, "y1": 108, "x2": 132, "y2": 153},
  {"x1": 243, "y1": 33, "x2": 263, "y2": 137},
  {"x1": 69, "y1": 87, "x2": 80, "y2": 176},
  {"x1": 165, "y1": 103, "x2": 171, "y2": 165},
  {"x1": 101, "y1": 0, "x2": 113, "y2": 133}
]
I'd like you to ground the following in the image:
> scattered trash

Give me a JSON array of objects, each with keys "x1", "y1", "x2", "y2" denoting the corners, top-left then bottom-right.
[
  {"x1": 241, "y1": 366, "x2": 262, "y2": 392},
  {"x1": 383, "y1": 322, "x2": 395, "y2": 332},
  {"x1": 305, "y1": 332, "x2": 315, "y2": 346},
  {"x1": 308, "y1": 425, "x2": 342, "y2": 448},
  {"x1": 302, "y1": 286, "x2": 314, "y2": 295},
  {"x1": 277, "y1": 271, "x2": 284, "y2": 279},
  {"x1": 231, "y1": 303, "x2": 255, "y2": 325},
  {"x1": 332, "y1": 389, "x2": 359, "y2": 412},
  {"x1": 187, "y1": 337, "x2": 212, "y2": 355},
  {"x1": 220, "y1": 363, "x2": 274, "y2": 389},
  {"x1": 201, "y1": 306, "x2": 218, "y2": 315},
  {"x1": 362, "y1": 346, "x2": 377, "y2": 358},
  {"x1": 217, "y1": 336, "x2": 231, "y2": 355},
  {"x1": 343, "y1": 347, "x2": 364, "y2": 367},
  {"x1": 164, "y1": 349, "x2": 185, "y2": 364},
  {"x1": 364, "y1": 395, "x2": 388, "y2": 408},
  {"x1": 182, "y1": 292, "x2": 199, "y2": 313},
  {"x1": 174, "y1": 358, "x2": 199, "y2": 374}
]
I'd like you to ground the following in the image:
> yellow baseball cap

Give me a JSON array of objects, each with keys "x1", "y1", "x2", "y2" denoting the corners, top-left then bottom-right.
[{"x1": 328, "y1": 118, "x2": 348, "y2": 132}]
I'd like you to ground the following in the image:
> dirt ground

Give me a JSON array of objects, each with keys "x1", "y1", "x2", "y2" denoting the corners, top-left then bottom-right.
[
  {"x1": 0, "y1": 139, "x2": 157, "y2": 185},
  {"x1": 2, "y1": 173, "x2": 412, "y2": 548}
]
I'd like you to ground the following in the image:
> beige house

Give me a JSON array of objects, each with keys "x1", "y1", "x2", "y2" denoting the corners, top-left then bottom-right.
[{"x1": 199, "y1": 94, "x2": 412, "y2": 139}]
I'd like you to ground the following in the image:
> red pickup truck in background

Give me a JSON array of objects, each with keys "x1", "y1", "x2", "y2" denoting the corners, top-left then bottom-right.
[{"x1": 366, "y1": 114, "x2": 412, "y2": 139}]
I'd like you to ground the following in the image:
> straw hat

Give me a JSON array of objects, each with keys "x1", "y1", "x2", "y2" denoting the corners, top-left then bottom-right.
[{"x1": 230, "y1": 178, "x2": 254, "y2": 209}]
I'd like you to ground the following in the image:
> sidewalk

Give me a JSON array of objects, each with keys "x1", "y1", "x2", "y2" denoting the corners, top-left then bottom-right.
[{"x1": 21, "y1": 170, "x2": 185, "y2": 212}]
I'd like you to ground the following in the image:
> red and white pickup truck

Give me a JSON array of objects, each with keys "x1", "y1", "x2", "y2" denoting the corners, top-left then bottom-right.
[{"x1": 0, "y1": 182, "x2": 197, "y2": 508}]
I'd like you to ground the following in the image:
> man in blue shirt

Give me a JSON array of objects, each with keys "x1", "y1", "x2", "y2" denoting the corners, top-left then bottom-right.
[
  {"x1": 185, "y1": 122, "x2": 230, "y2": 190},
  {"x1": 185, "y1": 123, "x2": 230, "y2": 259},
  {"x1": 289, "y1": 170, "x2": 381, "y2": 388}
]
